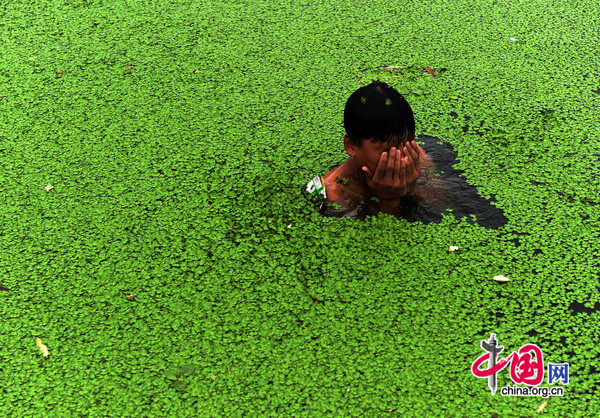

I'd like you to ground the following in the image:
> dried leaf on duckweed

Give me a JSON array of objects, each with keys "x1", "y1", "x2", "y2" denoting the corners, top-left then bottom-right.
[
  {"x1": 35, "y1": 337, "x2": 49, "y2": 358},
  {"x1": 44, "y1": 185, "x2": 54, "y2": 192},
  {"x1": 493, "y1": 275, "x2": 510, "y2": 282},
  {"x1": 424, "y1": 67, "x2": 447, "y2": 77},
  {"x1": 424, "y1": 67, "x2": 436, "y2": 77},
  {"x1": 449, "y1": 246, "x2": 459, "y2": 252},
  {"x1": 536, "y1": 401, "x2": 548, "y2": 413}
]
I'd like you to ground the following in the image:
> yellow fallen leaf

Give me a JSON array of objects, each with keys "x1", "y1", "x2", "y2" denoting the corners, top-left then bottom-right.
[
  {"x1": 493, "y1": 275, "x2": 510, "y2": 282},
  {"x1": 536, "y1": 400, "x2": 548, "y2": 413},
  {"x1": 35, "y1": 337, "x2": 49, "y2": 358},
  {"x1": 449, "y1": 246, "x2": 459, "y2": 252},
  {"x1": 44, "y1": 185, "x2": 54, "y2": 192}
]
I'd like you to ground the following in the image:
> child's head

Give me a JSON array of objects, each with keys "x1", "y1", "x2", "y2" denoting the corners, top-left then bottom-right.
[{"x1": 344, "y1": 80, "x2": 415, "y2": 147}]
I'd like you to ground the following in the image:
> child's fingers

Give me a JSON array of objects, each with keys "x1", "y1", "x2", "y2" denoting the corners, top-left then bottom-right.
[
  {"x1": 402, "y1": 146, "x2": 410, "y2": 184},
  {"x1": 388, "y1": 147, "x2": 398, "y2": 178},
  {"x1": 394, "y1": 146, "x2": 402, "y2": 185},
  {"x1": 407, "y1": 145, "x2": 418, "y2": 173},
  {"x1": 408, "y1": 145, "x2": 422, "y2": 182},
  {"x1": 362, "y1": 165, "x2": 373, "y2": 182},
  {"x1": 403, "y1": 143, "x2": 417, "y2": 170},
  {"x1": 412, "y1": 142, "x2": 422, "y2": 172},
  {"x1": 394, "y1": 148, "x2": 401, "y2": 180},
  {"x1": 374, "y1": 152, "x2": 388, "y2": 179},
  {"x1": 407, "y1": 141, "x2": 419, "y2": 160}
]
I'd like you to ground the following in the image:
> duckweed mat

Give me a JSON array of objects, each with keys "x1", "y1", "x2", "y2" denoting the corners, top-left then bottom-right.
[{"x1": 1, "y1": 0, "x2": 600, "y2": 415}]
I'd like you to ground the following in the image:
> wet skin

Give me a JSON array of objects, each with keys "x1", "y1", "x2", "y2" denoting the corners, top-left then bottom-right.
[{"x1": 323, "y1": 134, "x2": 444, "y2": 215}]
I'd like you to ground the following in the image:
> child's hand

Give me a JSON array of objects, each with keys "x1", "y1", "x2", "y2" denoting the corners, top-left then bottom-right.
[{"x1": 362, "y1": 141, "x2": 421, "y2": 199}]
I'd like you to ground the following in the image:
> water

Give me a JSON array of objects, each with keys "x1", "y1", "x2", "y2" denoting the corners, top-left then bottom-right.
[{"x1": 318, "y1": 135, "x2": 508, "y2": 229}]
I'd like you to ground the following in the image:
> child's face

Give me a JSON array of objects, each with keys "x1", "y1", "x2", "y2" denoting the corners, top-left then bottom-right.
[{"x1": 345, "y1": 132, "x2": 413, "y2": 175}]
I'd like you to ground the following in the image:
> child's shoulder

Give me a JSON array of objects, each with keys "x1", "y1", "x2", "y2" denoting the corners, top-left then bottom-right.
[
  {"x1": 322, "y1": 170, "x2": 344, "y2": 202},
  {"x1": 305, "y1": 164, "x2": 344, "y2": 196},
  {"x1": 305, "y1": 165, "x2": 344, "y2": 201},
  {"x1": 325, "y1": 161, "x2": 361, "y2": 201}
]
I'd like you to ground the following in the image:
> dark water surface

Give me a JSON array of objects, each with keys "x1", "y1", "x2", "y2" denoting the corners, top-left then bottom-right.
[
  {"x1": 318, "y1": 135, "x2": 508, "y2": 229},
  {"x1": 407, "y1": 134, "x2": 508, "y2": 229}
]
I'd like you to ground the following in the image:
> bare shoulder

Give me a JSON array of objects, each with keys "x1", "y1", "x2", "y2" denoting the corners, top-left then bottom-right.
[
  {"x1": 323, "y1": 169, "x2": 344, "y2": 202},
  {"x1": 322, "y1": 164, "x2": 366, "y2": 214}
]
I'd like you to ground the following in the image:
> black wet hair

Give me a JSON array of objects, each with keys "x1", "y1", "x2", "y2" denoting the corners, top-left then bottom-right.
[{"x1": 344, "y1": 80, "x2": 415, "y2": 146}]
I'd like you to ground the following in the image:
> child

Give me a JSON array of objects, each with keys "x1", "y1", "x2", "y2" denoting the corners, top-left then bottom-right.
[{"x1": 306, "y1": 80, "x2": 441, "y2": 219}]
